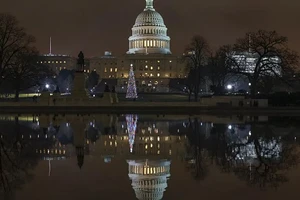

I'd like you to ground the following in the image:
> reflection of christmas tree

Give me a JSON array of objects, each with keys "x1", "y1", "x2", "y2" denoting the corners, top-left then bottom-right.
[
  {"x1": 126, "y1": 114, "x2": 138, "y2": 153},
  {"x1": 126, "y1": 66, "x2": 138, "y2": 99}
]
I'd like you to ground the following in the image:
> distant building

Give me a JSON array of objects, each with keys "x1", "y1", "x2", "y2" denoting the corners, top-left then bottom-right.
[
  {"x1": 38, "y1": 54, "x2": 77, "y2": 74},
  {"x1": 127, "y1": 159, "x2": 171, "y2": 200},
  {"x1": 230, "y1": 51, "x2": 281, "y2": 76}
]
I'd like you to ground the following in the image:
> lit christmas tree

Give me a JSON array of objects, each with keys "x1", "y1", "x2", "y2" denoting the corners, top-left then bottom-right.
[
  {"x1": 126, "y1": 114, "x2": 138, "y2": 153},
  {"x1": 126, "y1": 66, "x2": 138, "y2": 99}
]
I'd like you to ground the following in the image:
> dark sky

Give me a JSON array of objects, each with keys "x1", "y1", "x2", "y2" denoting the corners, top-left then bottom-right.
[{"x1": 1, "y1": 0, "x2": 299, "y2": 57}]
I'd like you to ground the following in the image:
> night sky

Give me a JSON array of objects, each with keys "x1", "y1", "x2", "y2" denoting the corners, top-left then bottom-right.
[{"x1": 1, "y1": 0, "x2": 299, "y2": 57}]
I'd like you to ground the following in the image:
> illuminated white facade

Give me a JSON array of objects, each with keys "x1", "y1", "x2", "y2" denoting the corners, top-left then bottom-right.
[
  {"x1": 127, "y1": 0, "x2": 171, "y2": 55},
  {"x1": 37, "y1": 54, "x2": 77, "y2": 74},
  {"x1": 127, "y1": 159, "x2": 171, "y2": 200},
  {"x1": 231, "y1": 52, "x2": 281, "y2": 76}
]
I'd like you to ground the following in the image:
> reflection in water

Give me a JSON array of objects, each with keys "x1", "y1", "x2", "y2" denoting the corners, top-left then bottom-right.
[
  {"x1": 0, "y1": 114, "x2": 300, "y2": 199},
  {"x1": 209, "y1": 123, "x2": 299, "y2": 189},
  {"x1": 126, "y1": 114, "x2": 138, "y2": 153},
  {"x1": 0, "y1": 117, "x2": 54, "y2": 199},
  {"x1": 127, "y1": 159, "x2": 170, "y2": 200}
]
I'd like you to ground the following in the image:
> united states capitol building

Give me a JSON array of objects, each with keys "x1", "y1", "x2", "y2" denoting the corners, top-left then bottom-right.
[{"x1": 38, "y1": 0, "x2": 186, "y2": 92}]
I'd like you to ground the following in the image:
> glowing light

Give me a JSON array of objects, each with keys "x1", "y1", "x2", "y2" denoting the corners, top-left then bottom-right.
[
  {"x1": 45, "y1": 84, "x2": 50, "y2": 89},
  {"x1": 126, "y1": 114, "x2": 138, "y2": 153},
  {"x1": 227, "y1": 84, "x2": 232, "y2": 90},
  {"x1": 228, "y1": 125, "x2": 232, "y2": 130},
  {"x1": 126, "y1": 66, "x2": 138, "y2": 99}
]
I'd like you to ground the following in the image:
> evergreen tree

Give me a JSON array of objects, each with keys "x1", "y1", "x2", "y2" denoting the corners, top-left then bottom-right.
[
  {"x1": 126, "y1": 66, "x2": 138, "y2": 99},
  {"x1": 126, "y1": 114, "x2": 138, "y2": 153}
]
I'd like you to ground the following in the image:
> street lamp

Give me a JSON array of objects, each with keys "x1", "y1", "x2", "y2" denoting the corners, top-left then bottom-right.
[
  {"x1": 45, "y1": 84, "x2": 50, "y2": 89},
  {"x1": 226, "y1": 84, "x2": 232, "y2": 90}
]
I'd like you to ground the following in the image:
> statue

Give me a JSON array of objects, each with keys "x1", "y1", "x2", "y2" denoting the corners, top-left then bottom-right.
[{"x1": 77, "y1": 51, "x2": 85, "y2": 72}]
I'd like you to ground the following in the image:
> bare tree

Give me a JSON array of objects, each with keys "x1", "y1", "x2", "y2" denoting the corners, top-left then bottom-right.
[
  {"x1": 207, "y1": 46, "x2": 235, "y2": 95},
  {"x1": 0, "y1": 13, "x2": 35, "y2": 86},
  {"x1": 185, "y1": 66, "x2": 196, "y2": 101},
  {"x1": 184, "y1": 118, "x2": 209, "y2": 180},
  {"x1": 183, "y1": 36, "x2": 210, "y2": 101},
  {"x1": 5, "y1": 47, "x2": 52, "y2": 101},
  {"x1": 226, "y1": 30, "x2": 299, "y2": 96}
]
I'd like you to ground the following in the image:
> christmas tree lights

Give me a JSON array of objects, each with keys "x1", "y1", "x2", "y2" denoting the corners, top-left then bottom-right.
[
  {"x1": 126, "y1": 114, "x2": 138, "y2": 153},
  {"x1": 126, "y1": 66, "x2": 138, "y2": 99}
]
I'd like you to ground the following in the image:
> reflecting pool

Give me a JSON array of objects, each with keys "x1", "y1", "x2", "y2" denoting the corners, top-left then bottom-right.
[{"x1": 1, "y1": 114, "x2": 300, "y2": 200}]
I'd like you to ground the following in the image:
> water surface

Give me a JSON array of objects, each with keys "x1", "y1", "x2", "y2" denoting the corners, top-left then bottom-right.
[{"x1": 0, "y1": 114, "x2": 300, "y2": 200}]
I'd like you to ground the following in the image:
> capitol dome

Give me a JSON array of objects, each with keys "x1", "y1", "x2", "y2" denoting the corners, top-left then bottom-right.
[
  {"x1": 127, "y1": 159, "x2": 171, "y2": 200},
  {"x1": 127, "y1": 0, "x2": 171, "y2": 54},
  {"x1": 134, "y1": 10, "x2": 165, "y2": 27}
]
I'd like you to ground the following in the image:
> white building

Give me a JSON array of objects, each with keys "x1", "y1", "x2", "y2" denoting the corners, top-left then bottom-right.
[
  {"x1": 127, "y1": 0, "x2": 171, "y2": 55},
  {"x1": 89, "y1": 0, "x2": 186, "y2": 92},
  {"x1": 231, "y1": 52, "x2": 281, "y2": 76},
  {"x1": 127, "y1": 159, "x2": 171, "y2": 200},
  {"x1": 39, "y1": 0, "x2": 186, "y2": 92}
]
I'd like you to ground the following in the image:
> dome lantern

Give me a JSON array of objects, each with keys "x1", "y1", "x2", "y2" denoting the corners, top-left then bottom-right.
[{"x1": 145, "y1": 0, "x2": 155, "y2": 11}]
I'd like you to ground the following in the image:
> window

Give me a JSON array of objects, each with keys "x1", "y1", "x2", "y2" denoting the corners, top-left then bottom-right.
[
  {"x1": 157, "y1": 73, "x2": 160, "y2": 77},
  {"x1": 150, "y1": 73, "x2": 153, "y2": 77},
  {"x1": 169, "y1": 60, "x2": 172, "y2": 63},
  {"x1": 145, "y1": 65, "x2": 148, "y2": 69},
  {"x1": 150, "y1": 66, "x2": 153, "y2": 70},
  {"x1": 59, "y1": 61, "x2": 62, "y2": 63},
  {"x1": 110, "y1": 68, "x2": 113, "y2": 72},
  {"x1": 56, "y1": 61, "x2": 58, "y2": 63},
  {"x1": 115, "y1": 68, "x2": 117, "y2": 72},
  {"x1": 48, "y1": 61, "x2": 50, "y2": 64},
  {"x1": 104, "y1": 68, "x2": 107, "y2": 72},
  {"x1": 64, "y1": 61, "x2": 66, "y2": 64},
  {"x1": 157, "y1": 66, "x2": 160, "y2": 71},
  {"x1": 157, "y1": 60, "x2": 160, "y2": 63}
]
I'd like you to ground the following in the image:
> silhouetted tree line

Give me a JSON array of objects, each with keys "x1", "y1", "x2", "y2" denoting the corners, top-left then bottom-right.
[
  {"x1": 183, "y1": 30, "x2": 299, "y2": 101},
  {"x1": 0, "y1": 117, "x2": 55, "y2": 198},
  {"x1": 0, "y1": 14, "x2": 54, "y2": 101}
]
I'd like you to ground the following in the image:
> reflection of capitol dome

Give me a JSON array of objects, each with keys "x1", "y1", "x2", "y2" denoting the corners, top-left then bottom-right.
[
  {"x1": 127, "y1": 0, "x2": 171, "y2": 54},
  {"x1": 127, "y1": 159, "x2": 171, "y2": 200}
]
